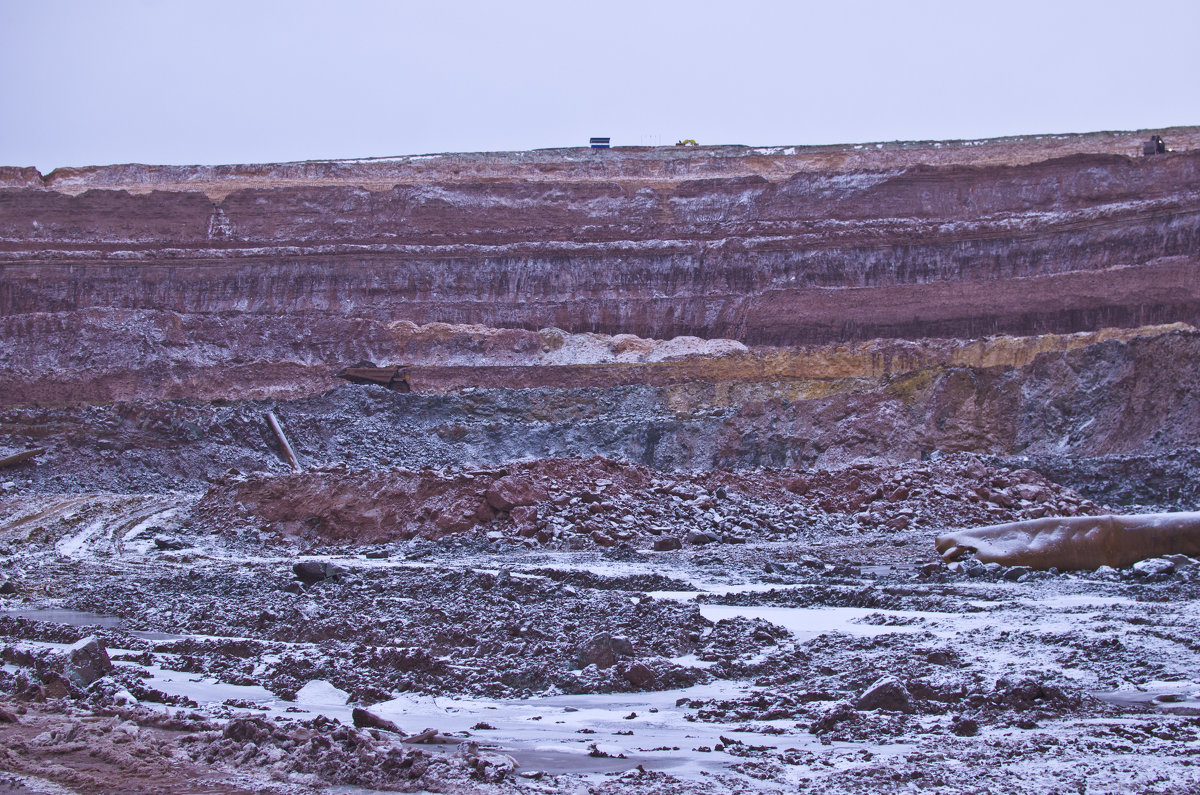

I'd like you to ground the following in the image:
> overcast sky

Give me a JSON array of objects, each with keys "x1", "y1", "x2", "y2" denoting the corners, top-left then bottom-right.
[{"x1": 1, "y1": 0, "x2": 1196, "y2": 171}]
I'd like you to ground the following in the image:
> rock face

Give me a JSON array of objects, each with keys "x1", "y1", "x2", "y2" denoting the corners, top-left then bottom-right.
[
  {"x1": 1, "y1": 322, "x2": 1197, "y2": 518},
  {"x1": 3, "y1": 130, "x2": 1199, "y2": 347}
]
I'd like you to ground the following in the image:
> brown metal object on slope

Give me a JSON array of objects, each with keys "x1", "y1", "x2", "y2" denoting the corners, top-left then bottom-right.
[
  {"x1": 0, "y1": 448, "x2": 44, "y2": 469},
  {"x1": 337, "y1": 365, "x2": 412, "y2": 393},
  {"x1": 936, "y1": 512, "x2": 1200, "y2": 571}
]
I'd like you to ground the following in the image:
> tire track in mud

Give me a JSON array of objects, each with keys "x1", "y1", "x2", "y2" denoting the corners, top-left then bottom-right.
[{"x1": 1, "y1": 494, "x2": 195, "y2": 562}]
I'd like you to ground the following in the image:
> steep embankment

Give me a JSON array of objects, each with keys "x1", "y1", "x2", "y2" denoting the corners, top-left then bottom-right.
[
  {"x1": 2, "y1": 129, "x2": 1199, "y2": 345},
  {"x1": 2, "y1": 129, "x2": 1198, "y2": 507},
  {"x1": 3, "y1": 325, "x2": 1197, "y2": 499}
]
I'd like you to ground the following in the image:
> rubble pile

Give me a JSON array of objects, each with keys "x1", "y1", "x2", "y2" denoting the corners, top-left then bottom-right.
[{"x1": 191, "y1": 455, "x2": 1101, "y2": 558}]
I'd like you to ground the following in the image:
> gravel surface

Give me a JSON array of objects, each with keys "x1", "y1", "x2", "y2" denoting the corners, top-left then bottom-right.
[{"x1": 4, "y1": 447, "x2": 1200, "y2": 792}]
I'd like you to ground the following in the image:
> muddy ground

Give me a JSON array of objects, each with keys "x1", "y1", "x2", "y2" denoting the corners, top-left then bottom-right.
[{"x1": 4, "y1": 424, "x2": 1200, "y2": 793}]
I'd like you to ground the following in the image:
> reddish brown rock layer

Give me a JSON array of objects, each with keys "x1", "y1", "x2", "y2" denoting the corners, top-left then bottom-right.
[
  {"x1": 2, "y1": 130, "x2": 1199, "y2": 346},
  {"x1": 191, "y1": 455, "x2": 1098, "y2": 554}
]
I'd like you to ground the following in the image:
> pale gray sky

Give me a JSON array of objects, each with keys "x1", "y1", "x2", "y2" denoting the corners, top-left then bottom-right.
[{"x1": 1, "y1": 0, "x2": 1196, "y2": 171}]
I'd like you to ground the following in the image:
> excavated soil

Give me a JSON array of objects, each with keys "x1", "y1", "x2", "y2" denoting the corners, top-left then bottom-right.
[{"x1": 4, "y1": 133, "x2": 1200, "y2": 793}]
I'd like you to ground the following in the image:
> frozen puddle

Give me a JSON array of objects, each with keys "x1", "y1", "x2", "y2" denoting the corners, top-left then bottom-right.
[
  {"x1": 367, "y1": 683, "x2": 845, "y2": 777},
  {"x1": 1094, "y1": 680, "x2": 1200, "y2": 714},
  {"x1": 1, "y1": 608, "x2": 123, "y2": 629},
  {"x1": 699, "y1": 605, "x2": 930, "y2": 641},
  {"x1": 692, "y1": 594, "x2": 1147, "y2": 645},
  {"x1": 647, "y1": 582, "x2": 808, "y2": 602},
  {"x1": 1, "y1": 608, "x2": 180, "y2": 641},
  {"x1": 129, "y1": 663, "x2": 837, "y2": 777}
]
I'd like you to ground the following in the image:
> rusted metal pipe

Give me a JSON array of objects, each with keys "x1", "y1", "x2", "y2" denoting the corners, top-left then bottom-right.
[{"x1": 265, "y1": 411, "x2": 302, "y2": 472}]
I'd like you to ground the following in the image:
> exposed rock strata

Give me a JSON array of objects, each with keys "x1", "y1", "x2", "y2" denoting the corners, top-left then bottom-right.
[
  {"x1": 2, "y1": 131, "x2": 1199, "y2": 510},
  {"x1": 1, "y1": 325, "x2": 1196, "y2": 498},
  {"x1": 0, "y1": 305, "x2": 1183, "y2": 406},
  {"x1": 3, "y1": 130, "x2": 1199, "y2": 345}
]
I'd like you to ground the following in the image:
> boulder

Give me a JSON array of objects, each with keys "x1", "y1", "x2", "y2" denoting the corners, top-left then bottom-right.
[
  {"x1": 509, "y1": 505, "x2": 538, "y2": 531},
  {"x1": 623, "y1": 662, "x2": 656, "y2": 688},
  {"x1": 41, "y1": 671, "x2": 73, "y2": 699},
  {"x1": 987, "y1": 490, "x2": 1015, "y2": 508},
  {"x1": 1002, "y1": 565, "x2": 1032, "y2": 581},
  {"x1": 854, "y1": 675, "x2": 914, "y2": 713},
  {"x1": 0, "y1": 580, "x2": 15, "y2": 595},
  {"x1": 224, "y1": 716, "x2": 273, "y2": 743},
  {"x1": 784, "y1": 477, "x2": 810, "y2": 495},
  {"x1": 434, "y1": 508, "x2": 486, "y2": 535},
  {"x1": 1011, "y1": 484, "x2": 1040, "y2": 502},
  {"x1": 292, "y1": 560, "x2": 344, "y2": 584},
  {"x1": 952, "y1": 716, "x2": 979, "y2": 736},
  {"x1": 964, "y1": 559, "x2": 986, "y2": 577},
  {"x1": 686, "y1": 531, "x2": 717, "y2": 546},
  {"x1": 652, "y1": 537, "x2": 682, "y2": 551},
  {"x1": 809, "y1": 702, "x2": 858, "y2": 735},
  {"x1": 485, "y1": 477, "x2": 548, "y2": 511},
  {"x1": 61, "y1": 636, "x2": 112, "y2": 688},
  {"x1": 576, "y1": 632, "x2": 635, "y2": 669},
  {"x1": 1132, "y1": 557, "x2": 1175, "y2": 578},
  {"x1": 989, "y1": 677, "x2": 1076, "y2": 711}
]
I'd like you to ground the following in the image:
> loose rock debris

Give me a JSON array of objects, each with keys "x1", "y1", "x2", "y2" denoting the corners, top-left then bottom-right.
[{"x1": 4, "y1": 451, "x2": 1200, "y2": 793}]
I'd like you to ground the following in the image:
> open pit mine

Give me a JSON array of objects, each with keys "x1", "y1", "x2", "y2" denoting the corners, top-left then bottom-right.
[{"x1": 2, "y1": 128, "x2": 1200, "y2": 794}]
